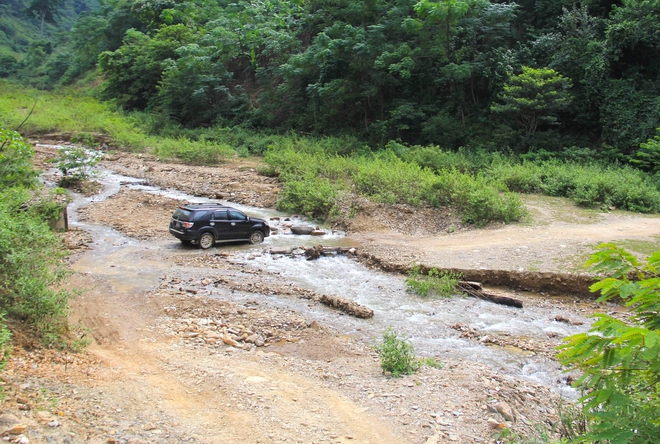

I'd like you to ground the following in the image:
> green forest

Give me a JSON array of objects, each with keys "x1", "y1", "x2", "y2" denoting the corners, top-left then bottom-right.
[{"x1": 2, "y1": 0, "x2": 660, "y2": 161}]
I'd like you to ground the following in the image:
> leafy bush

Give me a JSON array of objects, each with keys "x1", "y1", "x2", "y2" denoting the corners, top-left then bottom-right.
[
  {"x1": 406, "y1": 266, "x2": 462, "y2": 297},
  {"x1": 0, "y1": 128, "x2": 38, "y2": 189},
  {"x1": 276, "y1": 174, "x2": 340, "y2": 220},
  {"x1": 558, "y1": 244, "x2": 660, "y2": 443},
  {"x1": 376, "y1": 328, "x2": 420, "y2": 377},
  {"x1": 53, "y1": 146, "x2": 101, "y2": 182},
  {"x1": 0, "y1": 131, "x2": 71, "y2": 347}
]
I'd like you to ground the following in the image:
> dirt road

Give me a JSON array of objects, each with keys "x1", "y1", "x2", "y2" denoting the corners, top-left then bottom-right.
[{"x1": 3, "y1": 148, "x2": 658, "y2": 443}]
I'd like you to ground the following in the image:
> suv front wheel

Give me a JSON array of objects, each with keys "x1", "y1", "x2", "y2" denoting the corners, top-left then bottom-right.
[
  {"x1": 198, "y1": 232, "x2": 215, "y2": 249},
  {"x1": 249, "y1": 230, "x2": 264, "y2": 244}
]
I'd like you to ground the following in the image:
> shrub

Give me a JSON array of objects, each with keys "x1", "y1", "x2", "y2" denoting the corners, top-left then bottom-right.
[
  {"x1": 153, "y1": 137, "x2": 234, "y2": 165},
  {"x1": 0, "y1": 131, "x2": 72, "y2": 348},
  {"x1": 376, "y1": 328, "x2": 420, "y2": 377},
  {"x1": 0, "y1": 128, "x2": 38, "y2": 189},
  {"x1": 276, "y1": 174, "x2": 340, "y2": 220},
  {"x1": 558, "y1": 244, "x2": 660, "y2": 443},
  {"x1": 53, "y1": 146, "x2": 101, "y2": 182}
]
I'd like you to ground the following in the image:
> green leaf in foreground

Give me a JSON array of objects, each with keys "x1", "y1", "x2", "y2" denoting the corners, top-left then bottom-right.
[{"x1": 558, "y1": 243, "x2": 660, "y2": 443}]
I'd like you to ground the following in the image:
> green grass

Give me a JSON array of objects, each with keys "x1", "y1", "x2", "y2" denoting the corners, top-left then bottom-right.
[
  {"x1": 3, "y1": 82, "x2": 659, "y2": 226},
  {"x1": 402, "y1": 144, "x2": 660, "y2": 214},
  {"x1": 612, "y1": 237, "x2": 660, "y2": 257},
  {"x1": 0, "y1": 81, "x2": 235, "y2": 164},
  {"x1": 405, "y1": 266, "x2": 463, "y2": 297}
]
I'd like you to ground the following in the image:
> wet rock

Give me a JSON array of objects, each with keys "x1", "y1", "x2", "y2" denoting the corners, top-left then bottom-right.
[
  {"x1": 291, "y1": 225, "x2": 314, "y2": 235},
  {"x1": 305, "y1": 245, "x2": 323, "y2": 260},
  {"x1": 310, "y1": 230, "x2": 326, "y2": 236},
  {"x1": 269, "y1": 247, "x2": 292, "y2": 255},
  {"x1": 318, "y1": 295, "x2": 374, "y2": 319},
  {"x1": 554, "y1": 315, "x2": 583, "y2": 326}
]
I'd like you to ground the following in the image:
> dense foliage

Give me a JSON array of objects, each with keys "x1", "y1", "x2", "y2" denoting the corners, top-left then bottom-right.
[
  {"x1": 2, "y1": 0, "x2": 660, "y2": 160},
  {"x1": 0, "y1": 128, "x2": 72, "y2": 353},
  {"x1": 0, "y1": 0, "x2": 98, "y2": 84},
  {"x1": 559, "y1": 244, "x2": 660, "y2": 443}
]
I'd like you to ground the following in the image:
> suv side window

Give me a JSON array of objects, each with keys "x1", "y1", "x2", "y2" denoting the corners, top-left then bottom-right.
[
  {"x1": 212, "y1": 210, "x2": 228, "y2": 220},
  {"x1": 192, "y1": 210, "x2": 211, "y2": 221},
  {"x1": 228, "y1": 210, "x2": 247, "y2": 221}
]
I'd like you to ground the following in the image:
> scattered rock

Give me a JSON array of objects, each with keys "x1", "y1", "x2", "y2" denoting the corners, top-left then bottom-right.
[
  {"x1": 494, "y1": 401, "x2": 516, "y2": 422},
  {"x1": 222, "y1": 335, "x2": 239, "y2": 347},
  {"x1": 3, "y1": 424, "x2": 27, "y2": 436},
  {"x1": 318, "y1": 295, "x2": 374, "y2": 318},
  {"x1": 554, "y1": 315, "x2": 584, "y2": 326}
]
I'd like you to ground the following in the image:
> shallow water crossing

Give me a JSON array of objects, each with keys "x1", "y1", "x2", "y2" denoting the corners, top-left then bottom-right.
[{"x1": 52, "y1": 147, "x2": 589, "y2": 399}]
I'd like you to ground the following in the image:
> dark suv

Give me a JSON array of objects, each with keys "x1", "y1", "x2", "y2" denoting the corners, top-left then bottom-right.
[{"x1": 169, "y1": 204, "x2": 270, "y2": 249}]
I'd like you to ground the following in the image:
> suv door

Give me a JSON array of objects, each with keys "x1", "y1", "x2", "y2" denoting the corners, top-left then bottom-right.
[
  {"x1": 228, "y1": 210, "x2": 251, "y2": 239},
  {"x1": 210, "y1": 210, "x2": 234, "y2": 240}
]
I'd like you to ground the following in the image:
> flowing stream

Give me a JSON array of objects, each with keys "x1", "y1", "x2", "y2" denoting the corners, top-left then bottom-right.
[{"x1": 48, "y1": 145, "x2": 589, "y2": 398}]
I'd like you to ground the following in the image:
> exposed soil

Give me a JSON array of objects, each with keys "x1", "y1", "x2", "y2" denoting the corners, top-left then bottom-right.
[{"x1": 3, "y1": 145, "x2": 659, "y2": 444}]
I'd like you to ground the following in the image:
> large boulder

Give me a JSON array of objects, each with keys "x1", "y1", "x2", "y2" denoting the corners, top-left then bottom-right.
[{"x1": 291, "y1": 225, "x2": 314, "y2": 235}]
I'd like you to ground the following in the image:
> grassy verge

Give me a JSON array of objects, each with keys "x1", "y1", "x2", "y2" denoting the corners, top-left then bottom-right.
[
  {"x1": 0, "y1": 81, "x2": 234, "y2": 164},
  {"x1": 402, "y1": 144, "x2": 660, "y2": 213}
]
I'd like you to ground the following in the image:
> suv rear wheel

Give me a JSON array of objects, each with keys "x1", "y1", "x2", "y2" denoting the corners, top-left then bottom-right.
[
  {"x1": 249, "y1": 230, "x2": 264, "y2": 244},
  {"x1": 199, "y1": 232, "x2": 215, "y2": 249}
]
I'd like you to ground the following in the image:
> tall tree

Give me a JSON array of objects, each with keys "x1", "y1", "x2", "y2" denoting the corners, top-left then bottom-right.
[
  {"x1": 25, "y1": 0, "x2": 63, "y2": 37},
  {"x1": 491, "y1": 67, "x2": 572, "y2": 139}
]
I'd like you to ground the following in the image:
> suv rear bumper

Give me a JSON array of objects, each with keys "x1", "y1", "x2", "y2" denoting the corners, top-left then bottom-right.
[{"x1": 169, "y1": 227, "x2": 197, "y2": 241}]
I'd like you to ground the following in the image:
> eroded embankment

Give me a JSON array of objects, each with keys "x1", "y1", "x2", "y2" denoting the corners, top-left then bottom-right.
[{"x1": 357, "y1": 252, "x2": 598, "y2": 297}]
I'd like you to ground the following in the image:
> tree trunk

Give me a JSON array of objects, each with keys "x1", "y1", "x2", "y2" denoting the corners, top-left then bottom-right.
[{"x1": 456, "y1": 282, "x2": 523, "y2": 308}]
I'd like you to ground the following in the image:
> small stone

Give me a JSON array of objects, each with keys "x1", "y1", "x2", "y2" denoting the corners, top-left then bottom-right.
[
  {"x1": 488, "y1": 417, "x2": 504, "y2": 429},
  {"x1": 222, "y1": 335, "x2": 239, "y2": 347},
  {"x1": 495, "y1": 402, "x2": 516, "y2": 422},
  {"x1": 36, "y1": 412, "x2": 54, "y2": 424},
  {"x1": 245, "y1": 334, "x2": 258, "y2": 344},
  {"x1": 5, "y1": 424, "x2": 27, "y2": 435}
]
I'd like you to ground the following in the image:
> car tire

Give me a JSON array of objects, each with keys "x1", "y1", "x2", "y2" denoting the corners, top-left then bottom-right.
[
  {"x1": 249, "y1": 230, "x2": 264, "y2": 244},
  {"x1": 198, "y1": 232, "x2": 215, "y2": 249}
]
